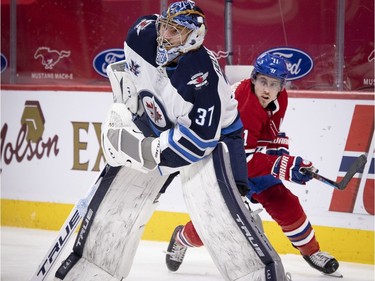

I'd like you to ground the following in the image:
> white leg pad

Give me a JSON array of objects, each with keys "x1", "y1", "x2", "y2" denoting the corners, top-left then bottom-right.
[
  {"x1": 55, "y1": 258, "x2": 121, "y2": 281},
  {"x1": 180, "y1": 143, "x2": 286, "y2": 281},
  {"x1": 54, "y1": 166, "x2": 168, "y2": 281}
]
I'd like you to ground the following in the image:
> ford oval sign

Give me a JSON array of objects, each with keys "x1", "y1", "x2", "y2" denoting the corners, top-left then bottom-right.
[
  {"x1": 93, "y1": 48, "x2": 125, "y2": 78},
  {"x1": 1, "y1": 53, "x2": 7, "y2": 73},
  {"x1": 262, "y1": 47, "x2": 313, "y2": 81}
]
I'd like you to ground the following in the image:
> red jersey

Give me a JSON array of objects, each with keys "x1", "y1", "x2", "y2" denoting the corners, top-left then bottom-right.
[{"x1": 234, "y1": 79, "x2": 288, "y2": 178}]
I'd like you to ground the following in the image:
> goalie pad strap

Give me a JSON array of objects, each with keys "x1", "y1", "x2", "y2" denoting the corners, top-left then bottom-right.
[{"x1": 55, "y1": 252, "x2": 80, "y2": 279}]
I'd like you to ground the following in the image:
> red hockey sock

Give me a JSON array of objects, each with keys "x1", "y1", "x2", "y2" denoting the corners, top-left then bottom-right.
[
  {"x1": 282, "y1": 215, "x2": 320, "y2": 256},
  {"x1": 296, "y1": 236, "x2": 320, "y2": 256}
]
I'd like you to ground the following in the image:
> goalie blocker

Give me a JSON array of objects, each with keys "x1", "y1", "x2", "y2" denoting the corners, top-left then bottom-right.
[{"x1": 54, "y1": 142, "x2": 286, "y2": 281}]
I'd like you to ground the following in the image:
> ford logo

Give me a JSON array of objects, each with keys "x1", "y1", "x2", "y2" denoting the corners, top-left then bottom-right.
[
  {"x1": 93, "y1": 48, "x2": 125, "y2": 78},
  {"x1": 262, "y1": 47, "x2": 313, "y2": 81},
  {"x1": 1, "y1": 53, "x2": 7, "y2": 73}
]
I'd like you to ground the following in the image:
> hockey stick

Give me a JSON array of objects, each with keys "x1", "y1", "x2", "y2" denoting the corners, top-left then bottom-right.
[
  {"x1": 30, "y1": 166, "x2": 108, "y2": 281},
  {"x1": 304, "y1": 154, "x2": 367, "y2": 190}
]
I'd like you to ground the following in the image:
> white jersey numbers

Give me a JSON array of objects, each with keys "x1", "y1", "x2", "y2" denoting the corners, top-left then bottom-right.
[{"x1": 195, "y1": 106, "x2": 214, "y2": 127}]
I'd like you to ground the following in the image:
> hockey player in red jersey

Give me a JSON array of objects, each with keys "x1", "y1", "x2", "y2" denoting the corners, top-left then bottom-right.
[{"x1": 166, "y1": 53, "x2": 340, "y2": 276}]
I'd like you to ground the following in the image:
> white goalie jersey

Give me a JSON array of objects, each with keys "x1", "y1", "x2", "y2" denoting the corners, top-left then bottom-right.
[{"x1": 123, "y1": 14, "x2": 242, "y2": 175}]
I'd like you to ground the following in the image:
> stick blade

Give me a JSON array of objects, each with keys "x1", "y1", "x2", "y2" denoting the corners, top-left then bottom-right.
[{"x1": 337, "y1": 154, "x2": 367, "y2": 190}]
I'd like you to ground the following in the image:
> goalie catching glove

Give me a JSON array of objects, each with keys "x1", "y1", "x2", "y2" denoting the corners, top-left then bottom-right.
[
  {"x1": 272, "y1": 155, "x2": 317, "y2": 184},
  {"x1": 101, "y1": 103, "x2": 161, "y2": 173}
]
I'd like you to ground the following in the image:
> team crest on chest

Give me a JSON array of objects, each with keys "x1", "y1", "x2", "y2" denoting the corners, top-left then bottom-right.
[
  {"x1": 187, "y1": 72, "x2": 209, "y2": 88},
  {"x1": 140, "y1": 93, "x2": 168, "y2": 129}
]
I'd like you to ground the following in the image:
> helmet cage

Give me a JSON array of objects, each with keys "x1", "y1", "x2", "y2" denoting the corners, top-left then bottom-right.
[
  {"x1": 156, "y1": 1, "x2": 206, "y2": 66},
  {"x1": 156, "y1": 18, "x2": 193, "y2": 50}
]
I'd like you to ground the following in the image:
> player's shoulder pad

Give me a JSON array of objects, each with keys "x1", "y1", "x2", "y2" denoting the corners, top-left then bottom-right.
[
  {"x1": 125, "y1": 14, "x2": 158, "y2": 65},
  {"x1": 127, "y1": 14, "x2": 158, "y2": 39}
]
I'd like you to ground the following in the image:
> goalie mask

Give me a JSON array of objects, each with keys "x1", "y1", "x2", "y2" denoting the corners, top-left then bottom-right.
[
  {"x1": 251, "y1": 53, "x2": 289, "y2": 88},
  {"x1": 156, "y1": 0, "x2": 206, "y2": 66}
]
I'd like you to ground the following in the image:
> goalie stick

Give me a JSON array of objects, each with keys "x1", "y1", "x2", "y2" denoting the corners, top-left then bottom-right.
[
  {"x1": 30, "y1": 166, "x2": 108, "y2": 281},
  {"x1": 303, "y1": 154, "x2": 367, "y2": 190}
]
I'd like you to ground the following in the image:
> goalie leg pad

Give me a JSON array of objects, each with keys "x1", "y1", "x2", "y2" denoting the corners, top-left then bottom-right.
[
  {"x1": 54, "y1": 166, "x2": 168, "y2": 281},
  {"x1": 180, "y1": 142, "x2": 286, "y2": 281}
]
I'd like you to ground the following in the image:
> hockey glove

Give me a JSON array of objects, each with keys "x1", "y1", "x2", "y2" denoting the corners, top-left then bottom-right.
[
  {"x1": 101, "y1": 103, "x2": 160, "y2": 172},
  {"x1": 272, "y1": 155, "x2": 317, "y2": 184},
  {"x1": 266, "y1": 132, "x2": 289, "y2": 156},
  {"x1": 106, "y1": 60, "x2": 139, "y2": 114}
]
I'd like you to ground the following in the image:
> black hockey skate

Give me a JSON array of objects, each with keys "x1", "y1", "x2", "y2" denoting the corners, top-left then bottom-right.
[
  {"x1": 303, "y1": 251, "x2": 340, "y2": 276},
  {"x1": 165, "y1": 225, "x2": 187, "y2": 272}
]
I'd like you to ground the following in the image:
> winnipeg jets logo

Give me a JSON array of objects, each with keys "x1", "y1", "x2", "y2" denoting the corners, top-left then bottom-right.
[
  {"x1": 135, "y1": 19, "x2": 153, "y2": 35},
  {"x1": 142, "y1": 96, "x2": 166, "y2": 128},
  {"x1": 140, "y1": 91, "x2": 172, "y2": 130},
  {"x1": 187, "y1": 72, "x2": 209, "y2": 88},
  {"x1": 146, "y1": 100, "x2": 163, "y2": 123},
  {"x1": 128, "y1": 60, "x2": 140, "y2": 76}
]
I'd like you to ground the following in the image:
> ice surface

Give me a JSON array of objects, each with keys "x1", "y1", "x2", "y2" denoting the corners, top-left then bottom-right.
[{"x1": 1, "y1": 227, "x2": 374, "y2": 281}]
